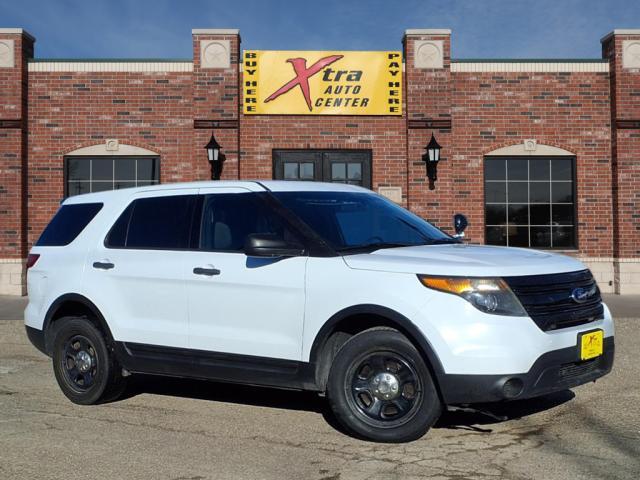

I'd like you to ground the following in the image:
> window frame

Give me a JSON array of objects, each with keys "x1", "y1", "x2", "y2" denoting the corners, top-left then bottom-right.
[
  {"x1": 63, "y1": 155, "x2": 161, "y2": 198},
  {"x1": 483, "y1": 155, "x2": 578, "y2": 250},
  {"x1": 272, "y1": 149, "x2": 372, "y2": 189}
]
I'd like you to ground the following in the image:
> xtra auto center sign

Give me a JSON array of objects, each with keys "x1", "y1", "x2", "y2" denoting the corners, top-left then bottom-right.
[{"x1": 243, "y1": 50, "x2": 402, "y2": 115}]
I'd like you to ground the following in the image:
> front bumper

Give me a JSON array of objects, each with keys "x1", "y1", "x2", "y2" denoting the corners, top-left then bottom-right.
[{"x1": 438, "y1": 336, "x2": 614, "y2": 404}]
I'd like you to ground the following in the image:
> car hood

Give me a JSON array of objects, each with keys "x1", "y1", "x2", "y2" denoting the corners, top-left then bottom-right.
[{"x1": 342, "y1": 244, "x2": 586, "y2": 277}]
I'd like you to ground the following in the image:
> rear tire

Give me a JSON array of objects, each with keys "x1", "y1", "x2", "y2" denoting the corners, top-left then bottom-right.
[
  {"x1": 327, "y1": 329, "x2": 442, "y2": 442},
  {"x1": 51, "y1": 317, "x2": 126, "y2": 405}
]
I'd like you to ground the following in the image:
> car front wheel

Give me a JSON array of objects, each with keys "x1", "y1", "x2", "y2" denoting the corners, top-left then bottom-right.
[{"x1": 327, "y1": 328, "x2": 442, "y2": 442}]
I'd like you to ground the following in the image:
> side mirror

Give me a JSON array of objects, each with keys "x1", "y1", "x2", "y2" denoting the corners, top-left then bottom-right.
[
  {"x1": 453, "y1": 214, "x2": 468, "y2": 238},
  {"x1": 244, "y1": 233, "x2": 305, "y2": 258}
]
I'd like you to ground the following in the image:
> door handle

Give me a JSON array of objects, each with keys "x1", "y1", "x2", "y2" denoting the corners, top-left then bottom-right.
[
  {"x1": 193, "y1": 267, "x2": 221, "y2": 276},
  {"x1": 93, "y1": 261, "x2": 115, "y2": 270}
]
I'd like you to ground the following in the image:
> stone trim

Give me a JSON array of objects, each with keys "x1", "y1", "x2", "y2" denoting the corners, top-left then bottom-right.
[
  {"x1": 28, "y1": 61, "x2": 193, "y2": 72},
  {"x1": 0, "y1": 39, "x2": 15, "y2": 68},
  {"x1": 0, "y1": 28, "x2": 35, "y2": 41},
  {"x1": 0, "y1": 258, "x2": 25, "y2": 296},
  {"x1": 601, "y1": 29, "x2": 640, "y2": 43},
  {"x1": 485, "y1": 142, "x2": 575, "y2": 156},
  {"x1": 192, "y1": 29, "x2": 240, "y2": 35},
  {"x1": 64, "y1": 142, "x2": 159, "y2": 156},
  {"x1": 405, "y1": 29, "x2": 451, "y2": 36},
  {"x1": 451, "y1": 62, "x2": 609, "y2": 73}
]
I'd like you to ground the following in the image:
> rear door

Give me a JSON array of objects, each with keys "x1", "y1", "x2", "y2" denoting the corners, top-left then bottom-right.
[
  {"x1": 185, "y1": 187, "x2": 307, "y2": 360},
  {"x1": 82, "y1": 189, "x2": 198, "y2": 348}
]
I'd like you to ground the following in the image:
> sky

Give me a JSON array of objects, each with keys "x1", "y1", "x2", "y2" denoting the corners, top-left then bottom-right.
[{"x1": 1, "y1": 0, "x2": 639, "y2": 59}]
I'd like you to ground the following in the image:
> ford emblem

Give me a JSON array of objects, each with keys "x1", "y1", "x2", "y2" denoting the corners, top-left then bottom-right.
[{"x1": 571, "y1": 285, "x2": 597, "y2": 304}]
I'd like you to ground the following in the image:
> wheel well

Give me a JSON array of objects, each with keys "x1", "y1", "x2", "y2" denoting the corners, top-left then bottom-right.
[
  {"x1": 44, "y1": 296, "x2": 114, "y2": 354},
  {"x1": 312, "y1": 310, "x2": 443, "y2": 396}
]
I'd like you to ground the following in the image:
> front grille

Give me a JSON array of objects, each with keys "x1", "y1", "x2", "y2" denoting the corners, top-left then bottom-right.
[{"x1": 504, "y1": 270, "x2": 603, "y2": 331}]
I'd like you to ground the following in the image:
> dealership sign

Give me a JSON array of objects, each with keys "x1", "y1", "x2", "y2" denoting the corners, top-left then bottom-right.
[{"x1": 243, "y1": 50, "x2": 402, "y2": 115}]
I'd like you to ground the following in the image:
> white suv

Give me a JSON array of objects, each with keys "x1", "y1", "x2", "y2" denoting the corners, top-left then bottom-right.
[{"x1": 25, "y1": 181, "x2": 614, "y2": 442}]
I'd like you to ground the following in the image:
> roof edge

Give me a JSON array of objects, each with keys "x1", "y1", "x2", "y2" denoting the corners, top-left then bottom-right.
[
  {"x1": 452, "y1": 58, "x2": 608, "y2": 63},
  {"x1": 601, "y1": 29, "x2": 640, "y2": 43},
  {"x1": 404, "y1": 29, "x2": 451, "y2": 36},
  {"x1": 192, "y1": 28, "x2": 240, "y2": 35},
  {"x1": 0, "y1": 28, "x2": 35, "y2": 41}
]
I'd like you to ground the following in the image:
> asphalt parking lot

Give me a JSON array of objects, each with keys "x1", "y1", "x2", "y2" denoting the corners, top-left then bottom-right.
[{"x1": 1, "y1": 296, "x2": 639, "y2": 480}]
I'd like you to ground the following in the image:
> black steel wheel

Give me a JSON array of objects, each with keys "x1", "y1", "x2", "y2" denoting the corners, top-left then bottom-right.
[
  {"x1": 327, "y1": 328, "x2": 441, "y2": 442},
  {"x1": 60, "y1": 334, "x2": 99, "y2": 392},
  {"x1": 51, "y1": 317, "x2": 126, "y2": 405},
  {"x1": 348, "y1": 352, "x2": 422, "y2": 427}
]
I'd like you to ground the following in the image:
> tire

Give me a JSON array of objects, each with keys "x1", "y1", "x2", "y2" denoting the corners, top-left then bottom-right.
[
  {"x1": 327, "y1": 328, "x2": 442, "y2": 442},
  {"x1": 51, "y1": 316, "x2": 126, "y2": 405}
]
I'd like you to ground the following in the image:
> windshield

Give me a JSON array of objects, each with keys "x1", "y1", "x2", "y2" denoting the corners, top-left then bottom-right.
[{"x1": 272, "y1": 191, "x2": 456, "y2": 253}]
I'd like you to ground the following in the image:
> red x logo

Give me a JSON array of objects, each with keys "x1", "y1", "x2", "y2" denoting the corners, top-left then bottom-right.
[{"x1": 264, "y1": 55, "x2": 343, "y2": 111}]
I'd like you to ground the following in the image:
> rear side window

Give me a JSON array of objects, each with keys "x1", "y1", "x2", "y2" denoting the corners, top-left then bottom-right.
[
  {"x1": 36, "y1": 203, "x2": 103, "y2": 246},
  {"x1": 106, "y1": 195, "x2": 196, "y2": 250}
]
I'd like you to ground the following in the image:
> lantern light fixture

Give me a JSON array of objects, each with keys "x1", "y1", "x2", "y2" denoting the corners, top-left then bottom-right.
[
  {"x1": 421, "y1": 133, "x2": 442, "y2": 190},
  {"x1": 205, "y1": 132, "x2": 224, "y2": 180}
]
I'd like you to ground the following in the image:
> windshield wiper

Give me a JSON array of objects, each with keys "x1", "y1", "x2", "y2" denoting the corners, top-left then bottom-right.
[{"x1": 336, "y1": 242, "x2": 415, "y2": 254}]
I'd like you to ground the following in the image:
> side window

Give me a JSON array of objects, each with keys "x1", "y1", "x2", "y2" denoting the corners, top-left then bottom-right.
[
  {"x1": 200, "y1": 193, "x2": 296, "y2": 252},
  {"x1": 36, "y1": 203, "x2": 103, "y2": 246},
  {"x1": 105, "y1": 195, "x2": 196, "y2": 249}
]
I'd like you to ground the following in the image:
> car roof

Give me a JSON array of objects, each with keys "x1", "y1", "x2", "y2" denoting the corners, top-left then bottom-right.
[{"x1": 63, "y1": 180, "x2": 372, "y2": 204}]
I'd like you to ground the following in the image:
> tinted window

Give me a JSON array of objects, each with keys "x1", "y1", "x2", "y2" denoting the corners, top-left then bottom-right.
[
  {"x1": 36, "y1": 203, "x2": 103, "y2": 246},
  {"x1": 106, "y1": 195, "x2": 195, "y2": 249},
  {"x1": 273, "y1": 192, "x2": 453, "y2": 251},
  {"x1": 200, "y1": 193, "x2": 296, "y2": 252}
]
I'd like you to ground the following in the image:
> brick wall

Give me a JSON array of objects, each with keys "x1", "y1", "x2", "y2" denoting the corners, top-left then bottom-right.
[
  {"x1": 603, "y1": 31, "x2": 640, "y2": 293},
  {"x1": 449, "y1": 69, "x2": 613, "y2": 255},
  {"x1": 0, "y1": 30, "x2": 33, "y2": 294},
  {"x1": 27, "y1": 70, "x2": 195, "y2": 245}
]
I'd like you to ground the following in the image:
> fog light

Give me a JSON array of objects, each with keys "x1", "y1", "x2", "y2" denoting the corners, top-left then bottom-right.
[{"x1": 502, "y1": 378, "x2": 524, "y2": 399}]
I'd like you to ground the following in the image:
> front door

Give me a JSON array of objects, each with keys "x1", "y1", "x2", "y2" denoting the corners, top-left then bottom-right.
[
  {"x1": 185, "y1": 187, "x2": 307, "y2": 360},
  {"x1": 273, "y1": 150, "x2": 372, "y2": 188}
]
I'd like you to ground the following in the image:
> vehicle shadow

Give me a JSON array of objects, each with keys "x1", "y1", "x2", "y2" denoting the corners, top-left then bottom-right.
[
  {"x1": 122, "y1": 374, "x2": 327, "y2": 413},
  {"x1": 435, "y1": 389, "x2": 576, "y2": 432},
  {"x1": 121, "y1": 375, "x2": 576, "y2": 436}
]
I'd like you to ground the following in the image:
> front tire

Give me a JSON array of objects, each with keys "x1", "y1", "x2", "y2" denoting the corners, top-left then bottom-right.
[
  {"x1": 327, "y1": 329, "x2": 442, "y2": 442},
  {"x1": 51, "y1": 317, "x2": 125, "y2": 405}
]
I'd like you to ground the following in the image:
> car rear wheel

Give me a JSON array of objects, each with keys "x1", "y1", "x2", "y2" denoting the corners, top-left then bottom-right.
[
  {"x1": 327, "y1": 328, "x2": 442, "y2": 442},
  {"x1": 51, "y1": 317, "x2": 126, "y2": 405}
]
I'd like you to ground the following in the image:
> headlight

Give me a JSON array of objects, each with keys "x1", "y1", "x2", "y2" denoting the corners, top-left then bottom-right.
[{"x1": 417, "y1": 275, "x2": 527, "y2": 316}]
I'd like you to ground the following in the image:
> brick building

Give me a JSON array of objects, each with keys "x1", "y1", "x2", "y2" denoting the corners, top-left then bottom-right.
[{"x1": 1, "y1": 27, "x2": 639, "y2": 295}]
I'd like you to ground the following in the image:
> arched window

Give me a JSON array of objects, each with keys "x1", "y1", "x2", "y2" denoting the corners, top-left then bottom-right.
[
  {"x1": 64, "y1": 143, "x2": 160, "y2": 197},
  {"x1": 484, "y1": 144, "x2": 576, "y2": 249}
]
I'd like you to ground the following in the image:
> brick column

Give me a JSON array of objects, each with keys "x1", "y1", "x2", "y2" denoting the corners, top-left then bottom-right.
[
  {"x1": 0, "y1": 28, "x2": 34, "y2": 295},
  {"x1": 191, "y1": 29, "x2": 240, "y2": 181},
  {"x1": 403, "y1": 30, "x2": 457, "y2": 234},
  {"x1": 602, "y1": 30, "x2": 640, "y2": 293}
]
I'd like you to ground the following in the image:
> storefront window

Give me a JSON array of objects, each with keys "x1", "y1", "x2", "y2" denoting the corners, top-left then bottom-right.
[
  {"x1": 484, "y1": 157, "x2": 576, "y2": 249},
  {"x1": 65, "y1": 157, "x2": 159, "y2": 197}
]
